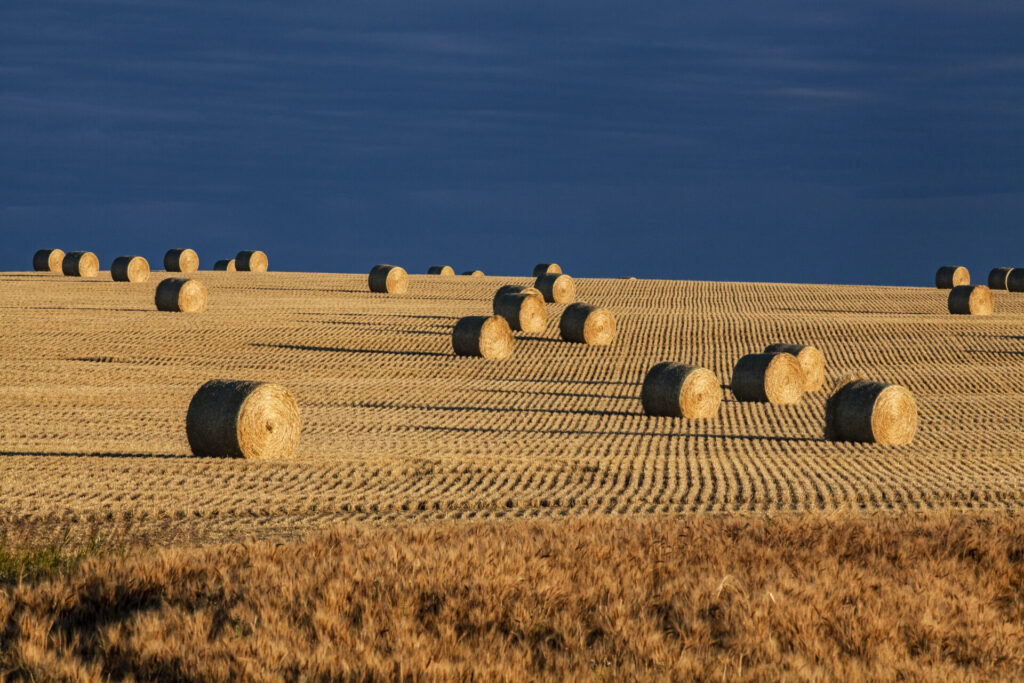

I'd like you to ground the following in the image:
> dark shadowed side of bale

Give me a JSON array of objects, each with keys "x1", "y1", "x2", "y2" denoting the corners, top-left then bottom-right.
[
  {"x1": 532, "y1": 263, "x2": 562, "y2": 277},
  {"x1": 730, "y1": 353, "x2": 804, "y2": 404},
  {"x1": 110, "y1": 256, "x2": 150, "y2": 283},
  {"x1": 535, "y1": 273, "x2": 575, "y2": 304},
  {"x1": 948, "y1": 285, "x2": 993, "y2": 315},
  {"x1": 368, "y1": 265, "x2": 408, "y2": 294},
  {"x1": 186, "y1": 380, "x2": 301, "y2": 459},
  {"x1": 493, "y1": 292, "x2": 547, "y2": 333},
  {"x1": 214, "y1": 259, "x2": 236, "y2": 271},
  {"x1": 33, "y1": 249, "x2": 65, "y2": 273},
  {"x1": 641, "y1": 362, "x2": 722, "y2": 419},
  {"x1": 825, "y1": 379, "x2": 918, "y2": 445},
  {"x1": 559, "y1": 303, "x2": 615, "y2": 345},
  {"x1": 236, "y1": 250, "x2": 268, "y2": 272},
  {"x1": 427, "y1": 265, "x2": 455, "y2": 276},
  {"x1": 62, "y1": 251, "x2": 99, "y2": 277},
  {"x1": 935, "y1": 266, "x2": 969, "y2": 289},
  {"x1": 988, "y1": 267, "x2": 1014, "y2": 290},
  {"x1": 1007, "y1": 270, "x2": 1024, "y2": 293},
  {"x1": 164, "y1": 248, "x2": 199, "y2": 273},
  {"x1": 155, "y1": 278, "x2": 208, "y2": 312},
  {"x1": 452, "y1": 315, "x2": 513, "y2": 359}
]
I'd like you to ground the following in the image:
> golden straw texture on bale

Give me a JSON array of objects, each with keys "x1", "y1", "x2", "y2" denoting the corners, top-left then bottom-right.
[
  {"x1": 236, "y1": 250, "x2": 268, "y2": 272},
  {"x1": 825, "y1": 379, "x2": 918, "y2": 445},
  {"x1": 492, "y1": 285, "x2": 543, "y2": 307},
  {"x1": 763, "y1": 343, "x2": 825, "y2": 392},
  {"x1": 186, "y1": 380, "x2": 301, "y2": 459},
  {"x1": 641, "y1": 362, "x2": 722, "y2": 419},
  {"x1": 110, "y1": 256, "x2": 150, "y2": 283},
  {"x1": 427, "y1": 265, "x2": 455, "y2": 276},
  {"x1": 935, "y1": 265, "x2": 969, "y2": 289},
  {"x1": 452, "y1": 315, "x2": 513, "y2": 359},
  {"x1": 32, "y1": 249, "x2": 65, "y2": 273},
  {"x1": 1007, "y1": 270, "x2": 1024, "y2": 293},
  {"x1": 731, "y1": 353, "x2": 804, "y2": 404},
  {"x1": 532, "y1": 263, "x2": 562, "y2": 277},
  {"x1": 493, "y1": 291, "x2": 547, "y2": 333},
  {"x1": 213, "y1": 259, "x2": 236, "y2": 271},
  {"x1": 948, "y1": 285, "x2": 993, "y2": 315},
  {"x1": 368, "y1": 265, "x2": 408, "y2": 294},
  {"x1": 155, "y1": 278, "x2": 208, "y2": 313},
  {"x1": 462, "y1": 270, "x2": 485, "y2": 277},
  {"x1": 535, "y1": 273, "x2": 575, "y2": 304},
  {"x1": 164, "y1": 248, "x2": 199, "y2": 273},
  {"x1": 988, "y1": 267, "x2": 1014, "y2": 290},
  {"x1": 559, "y1": 303, "x2": 616, "y2": 345},
  {"x1": 61, "y1": 251, "x2": 99, "y2": 277}
]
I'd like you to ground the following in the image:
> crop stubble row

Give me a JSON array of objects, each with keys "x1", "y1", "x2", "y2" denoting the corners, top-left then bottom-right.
[{"x1": 1, "y1": 271, "x2": 1023, "y2": 541}]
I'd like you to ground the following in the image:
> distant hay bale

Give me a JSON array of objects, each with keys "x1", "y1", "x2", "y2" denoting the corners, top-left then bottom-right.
[
  {"x1": 33, "y1": 249, "x2": 65, "y2": 273},
  {"x1": 559, "y1": 303, "x2": 615, "y2": 345},
  {"x1": 492, "y1": 285, "x2": 543, "y2": 307},
  {"x1": 213, "y1": 259, "x2": 236, "y2": 271},
  {"x1": 730, "y1": 353, "x2": 804, "y2": 404},
  {"x1": 935, "y1": 266, "x2": 969, "y2": 289},
  {"x1": 427, "y1": 265, "x2": 455, "y2": 276},
  {"x1": 164, "y1": 248, "x2": 199, "y2": 273},
  {"x1": 110, "y1": 256, "x2": 150, "y2": 283},
  {"x1": 236, "y1": 250, "x2": 268, "y2": 272},
  {"x1": 493, "y1": 291, "x2": 547, "y2": 333},
  {"x1": 1008, "y1": 270, "x2": 1024, "y2": 293},
  {"x1": 368, "y1": 264, "x2": 408, "y2": 294},
  {"x1": 641, "y1": 362, "x2": 722, "y2": 419},
  {"x1": 186, "y1": 380, "x2": 301, "y2": 459},
  {"x1": 534, "y1": 273, "x2": 575, "y2": 304},
  {"x1": 462, "y1": 270, "x2": 485, "y2": 277},
  {"x1": 988, "y1": 267, "x2": 1014, "y2": 290},
  {"x1": 452, "y1": 315, "x2": 513, "y2": 359},
  {"x1": 155, "y1": 278, "x2": 208, "y2": 312},
  {"x1": 947, "y1": 285, "x2": 993, "y2": 315},
  {"x1": 62, "y1": 251, "x2": 99, "y2": 277},
  {"x1": 825, "y1": 379, "x2": 917, "y2": 445},
  {"x1": 763, "y1": 343, "x2": 825, "y2": 392},
  {"x1": 533, "y1": 263, "x2": 562, "y2": 277}
]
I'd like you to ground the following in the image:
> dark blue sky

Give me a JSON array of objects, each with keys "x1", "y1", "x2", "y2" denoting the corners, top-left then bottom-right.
[{"x1": 2, "y1": 1, "x2": 1022, "y2": 284}]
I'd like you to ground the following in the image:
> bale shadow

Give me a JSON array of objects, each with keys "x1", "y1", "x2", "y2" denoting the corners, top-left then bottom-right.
[
  {"x1": 473, "y1": 387, "x2": 636, "y2": 401},
  {"x1": 251, "y1": 342, "x2": 448, "y2": 358},
  {"x1": 0, "y1": 451, "x2": 182, "y2": 459},
  {"x1": 772, "y1": 307, "x2": 935, "y2": 316},
  {"x1": 354, "y1": 401, "x2": 638, "y2": 418},
  {"x1": 409, "y1": 424, "x2": 819, "y2": 443}
]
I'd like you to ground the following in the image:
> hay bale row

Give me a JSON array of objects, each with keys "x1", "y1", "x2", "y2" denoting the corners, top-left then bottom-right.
[
  {"x1": 187, "y1": 380, "x2": 301, "y2": 459},
  {"x1": 935, "y1": 265, "x2": 969, "y2": 289},
  {"x1": 156, "y1": 278, "x2": 208, "y2": 312}
]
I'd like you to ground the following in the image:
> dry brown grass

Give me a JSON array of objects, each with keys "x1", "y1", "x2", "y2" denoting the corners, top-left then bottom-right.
[{"x1": 2, "y1": 512, "x2": 1024, "y2": 680}]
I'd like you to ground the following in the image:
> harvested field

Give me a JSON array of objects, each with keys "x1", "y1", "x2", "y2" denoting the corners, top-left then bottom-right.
[{"x1": 1, "y1": 271, "x2": 1024, "y2": 542}]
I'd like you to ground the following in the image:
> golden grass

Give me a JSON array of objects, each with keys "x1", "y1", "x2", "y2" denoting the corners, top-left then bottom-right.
[{"x1": 2, "y1": 512, "x2": 1024, "y2": 680}]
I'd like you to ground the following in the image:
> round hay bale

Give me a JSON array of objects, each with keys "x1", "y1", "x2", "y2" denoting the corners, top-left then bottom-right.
[
  {"x1": 1007, "y1": 270, "x2": 1024, "y2": 293},
  {"x1": 236, "y1": 250, "x2": 268, "y2": 272},
  {"x1": 947, "y1": 285, "x2": 993, "y2": 315},
  {"x1": 368, "y1": 264, "x2": 408, "y2": 294},
  {"x1": 186, "y1": 380, "x2": 301, "y2": 459},
  {"x1": 213, "y1": 259, "x2": 236, "y2": 271},
  {"x1": 532, "y1": 263, "x2": 562, "y2": 277},
  {"x1": 641, "y1": 362, "x2": 722, "y2": 419},
  {"x1": 462, "y1": 270, "x2": 485, "y2": 277},
  {"x1": 164, "y1": 248, "x2": 199, "y2": 273},
  {"x1": 492, "y1": 285, "x2": 543, "y2": 307},
  {"x1": 33, "y1": 249, "x2": 65, "y2": 273},
  {"x1": 110, "y1": 255, "x2": 150, "y2": 283},
  {"x1": 730, "y1": 353, "x2": 804, "y2": 404},
  {"x1": 825, "y1": 379, "x2": 917, "y2": 445},
  {"x1": 988, "y1": 267, "x2": 1014, "y2": 290},
  {"x1": 62, "y1": 251, "x2": 99, "y2": 277},
  {"x1": 493, "y1": 291, "x2": 547, "y2": 333},
  {"x1": 452, "y1": 315, "x2": 513, "y2": 359},
  {"x1": 935, "y1": 265, "x2": 969, "y2": 289},
  {"x1": 155, "y1": 277, "x2": 208, "y2": 312},
  {"x1": 427, "y1": 265, "x2": 455, "y2": 276},
  {"x1": 763, "y1": 343, "x2": 825, "y2": 392},
  {"x1": 534, "y1": 273, "x2": 575, "y2": 304},
  {"x1": 559, "y1": 303, "x2": 615, "y2": 345}
]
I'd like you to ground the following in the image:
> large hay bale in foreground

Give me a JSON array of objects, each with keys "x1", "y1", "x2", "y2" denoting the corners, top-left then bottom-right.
[
  {"x1": 533, "y1": 263, "x2": 562, "y2": 277},
  {"x1": 62, "y1": 251, "x2": 99, "y2": 277},
  {"x1": 186, "y1": 380, "x2": 301, "y2": 459},
  {"x1": 452, "y1": 315, "x2": 513, "y2": 359},
  {"x1": 947, "y1": 285, "x2": 993, "y2": 315},
  {"x1": 110, "y1": 256, "x2": 150, "y2": 283},
  {"x1": 368, "y1": 264, "x2": 408, "y2": 294},
  {"x1": 731, "y1": 353, "x2": 804, "y2": 404},
  {"x1": 493, "y1": 292, "x2": 547, "y2": 333},
  {"x1": 213, "y1": 259, "x2": 236, "y2": 271},
  {"x1": 1007, "y1": 270, "x2": 1024, "y2": 293},
  {"x1": 534, "y1": 273, "x2": 575, "y2": 304},
  {"x1": 236, "y1": 250, "x2": 268, "y2": 272},
  {"x1": 492, "y1": 285, "x2": 543, "y2": 307},
  {"x1": 935, "y1": 265, "x2": 969, "y2": 289},
  {"x1": 825, "y1": 379, "x2": 917, "y2": 445},
  {"x1": 641, "y1": 362, "x2": 722, "y2": 419},
  {"x1": 988, "y1": 267, "x2": 1014, "y2": 290},
  {"x1": 462, "y1": 270, "x2": 485, "y2": 277},
  {"x1": 763, "y1": 343, "x2": 825, "y2": 392},
  {"x1": 33, "y1": 249, "x2": 65, "y2": 273},
  {"x1": 164, "y1": 248, "x2": 199, "y2": 273},
  {"x1": 427, "y1": 265, "x2": 455, "y2": 276},
  {"x1": 559, "y1": 303, "x2": 615, "y2": 345},
  {"x1": 155, "y1": 278, "x2": 208, "y2": 312}
]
